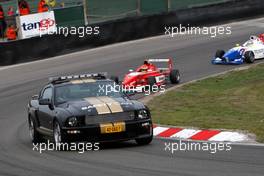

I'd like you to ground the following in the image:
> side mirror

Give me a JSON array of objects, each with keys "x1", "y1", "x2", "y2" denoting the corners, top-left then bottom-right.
[
  {"x1": 129, "y1": 69, "x2": 134, "y2": 72},
  {"x1": 39, "y1": 98, "x2": 52, "y2": 105}
]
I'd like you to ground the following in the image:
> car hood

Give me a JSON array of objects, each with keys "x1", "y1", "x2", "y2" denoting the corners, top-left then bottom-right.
[{"x1": 57, "y1": 96, "x2": 145, "y2": 116}]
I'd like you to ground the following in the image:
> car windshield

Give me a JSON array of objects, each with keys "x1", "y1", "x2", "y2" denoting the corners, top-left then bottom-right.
[{"x1": 54, "y1": 81, "x2": 125, "y2": 104}]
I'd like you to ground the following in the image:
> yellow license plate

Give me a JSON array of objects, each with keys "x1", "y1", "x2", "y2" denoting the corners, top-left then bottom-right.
[{"x1": 100, "y1": 122, "x2": 126, "y2": 134}]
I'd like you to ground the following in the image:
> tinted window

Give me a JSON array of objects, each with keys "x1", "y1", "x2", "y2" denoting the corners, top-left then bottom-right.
[{"x1": 42, "y1": 87, "x2": 52, "y2": 99}]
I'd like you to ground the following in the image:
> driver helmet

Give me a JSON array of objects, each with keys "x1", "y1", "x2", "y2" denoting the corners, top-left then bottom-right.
[
  {"x1": 250, "y1": 36, "x2": 258, "y2": 40},
  {"x1": 144, "y1": 60, "x2": 149, "y2": 65}
]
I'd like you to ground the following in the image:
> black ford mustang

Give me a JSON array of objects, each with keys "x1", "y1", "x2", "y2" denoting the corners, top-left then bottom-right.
[{"x1": 27, "y1": 73, "x2": 153, "y2": 145}]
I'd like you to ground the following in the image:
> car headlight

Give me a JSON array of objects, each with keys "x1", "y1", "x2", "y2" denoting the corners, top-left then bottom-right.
[
  {"x1": 138, "y1": 110, "x2": 148, "y2": 119},
  {"x1": 67, "y1": 117, "x2": 78, "y2": 127}
]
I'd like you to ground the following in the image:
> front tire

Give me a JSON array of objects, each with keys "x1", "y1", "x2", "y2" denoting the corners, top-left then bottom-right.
[
  {"x1": 53, "y1": 121, "x2": 67, "y2": 145},
  {"x1": 135, "y1": 136, "x2": 153, "y2": 145},
  {"x1": 244, "y1": 51, "x2": 255, "y2": 63},
  {"x1": 170, "y1": 69, "x2": 180, "y2": 84},
  {"x1": 135, "y1": 125, "x2": 153, "y2": 145},
  {"x1": 28, "y1": 116, "x2": 42, "y2": 144},
  {"x1": 215, "y1": 50, "x2": 225, "y2": 58}
]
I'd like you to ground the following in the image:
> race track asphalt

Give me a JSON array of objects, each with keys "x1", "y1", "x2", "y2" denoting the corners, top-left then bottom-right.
[{"x1": 0, "y1": 18, "x2": 264, "y2": 176}]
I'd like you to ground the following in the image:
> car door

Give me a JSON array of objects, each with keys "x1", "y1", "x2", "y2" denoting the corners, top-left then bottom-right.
[{"x1": 38, "y1": 86, "x2": 55, "y2": 130}]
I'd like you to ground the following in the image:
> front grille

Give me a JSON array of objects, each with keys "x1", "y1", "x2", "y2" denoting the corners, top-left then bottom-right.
[{"x1": 85, "y1": 111, "x2": 135, "y2": 125}]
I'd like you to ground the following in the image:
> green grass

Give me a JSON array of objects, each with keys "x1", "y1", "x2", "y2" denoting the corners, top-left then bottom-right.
[{"x1": 148, "y1": 64, "x2": 264, "y2": 142}]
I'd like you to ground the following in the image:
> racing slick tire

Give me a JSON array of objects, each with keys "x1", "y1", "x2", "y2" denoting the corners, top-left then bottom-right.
[
  {"x1": 170, "y1": 69, "x2": 180, "y2": 84},
  {"x1": 215, "y1": 50, "x2": 225, "y2": 58},
  {"x1": 147, "y1": 76, "x2": 156, "y2": 87},
  {"x1": 135, "y1": 135, "x2": 153, "y2": 145},
  {"x1": 110, "y1": 76, "x2": 119, "y2": 84},
  {"x1": 53, "y1": 120, "x2": 68, "y2": 148},
  {"x1": 244, "y1": 51, "x2": 255, "y2": 63},
  {"x1": 28, "y1": 116, "x2": 43, "y2": 144}
]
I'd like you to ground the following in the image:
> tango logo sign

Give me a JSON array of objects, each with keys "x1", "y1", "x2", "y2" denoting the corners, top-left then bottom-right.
[
  {"x1": 19, "y1": 11, "x2": 57, "y2": 39},
  {"x1": 22, "y1": 18, "x2": 55, "y2": 31},
  {"x1": 39, "y1": 18, "x2": 55, "y2": 31}
]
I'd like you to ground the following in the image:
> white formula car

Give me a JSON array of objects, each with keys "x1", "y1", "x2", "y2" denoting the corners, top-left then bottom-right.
[{"x1": 212, "y1": 35, "x2": 264, "y2": 65}]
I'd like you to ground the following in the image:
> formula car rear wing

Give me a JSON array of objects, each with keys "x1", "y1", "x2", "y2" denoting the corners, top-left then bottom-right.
[
  {"x1": 148, "y1": 59, "x2": 170, "y2": 62},
  {"x1": 147, "y1": 58, "x2": 173, "y2": 71}
]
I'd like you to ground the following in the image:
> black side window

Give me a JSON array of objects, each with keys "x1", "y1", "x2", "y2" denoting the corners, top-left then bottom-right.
[{"x1": 42, "y1": 87, "x2": 52, "y2": 100}]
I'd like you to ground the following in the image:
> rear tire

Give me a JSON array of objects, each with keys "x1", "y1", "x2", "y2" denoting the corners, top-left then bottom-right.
[
  {"x1": 170, "y1": 69, "x2": 180, "y2": 84},
  {"x1": 244, "y1": 51, "x2": 255, "y2": 63},
  {"x1": 28, "y1": 116, "x2": 43, "y2": 144},
  {"x1": 215, "y1": 50, "x2": 225, "y2": 58}
]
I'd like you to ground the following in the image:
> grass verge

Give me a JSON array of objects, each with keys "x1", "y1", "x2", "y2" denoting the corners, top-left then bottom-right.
[{"x1": 148, "y1": 64, "x2": 264, "y2": 142}]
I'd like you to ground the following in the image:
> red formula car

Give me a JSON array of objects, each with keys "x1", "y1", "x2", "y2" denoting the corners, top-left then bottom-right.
[{"x1": 121, "y1": 58, "x2": 180, "y2": 91}]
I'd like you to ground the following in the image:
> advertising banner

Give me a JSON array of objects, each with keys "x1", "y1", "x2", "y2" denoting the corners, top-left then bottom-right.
[{"x1": 18, "y1": 11, "x2": 57, "y2": 39}]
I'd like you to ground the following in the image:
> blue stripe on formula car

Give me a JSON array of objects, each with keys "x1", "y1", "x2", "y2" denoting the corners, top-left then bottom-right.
[
  {"x1": 212, "y1": 57, "x2": 244, "y2": 65},
  {"x1": 212, "y1": 47, "x2": 245, "y2": 65}
]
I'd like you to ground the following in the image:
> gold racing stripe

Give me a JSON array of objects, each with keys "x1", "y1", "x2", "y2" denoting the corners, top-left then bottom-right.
[
  {"x1": 82, "y1": 79, "x2": 96, "y2": 83},
  {"x1": 70, "y1": 79, "x2": 96, "y2": 84},
  {"x1": 97, "y1": 96, "x2": 124, "y2": 113},
  {"x1": 84, "y1": 97, "x2": 111, "y2": 114},
  {"x1": 70, "y1": 80, "x2": 83, "y2": 84}
]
